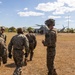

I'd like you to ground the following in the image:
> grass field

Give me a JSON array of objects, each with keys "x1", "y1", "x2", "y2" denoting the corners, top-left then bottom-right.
[{"x1": 0, "y1": 33, "x2": 75, "y2": 75}]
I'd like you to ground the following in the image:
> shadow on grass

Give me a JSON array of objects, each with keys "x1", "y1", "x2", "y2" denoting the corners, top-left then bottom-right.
[{"x1": 5, "y1": 63, "x2": 16, "y2": 68}]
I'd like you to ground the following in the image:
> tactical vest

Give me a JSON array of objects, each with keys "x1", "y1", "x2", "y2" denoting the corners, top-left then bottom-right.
[{"x1": 45, "y1": 29, "x2": 56, "y2": 47}]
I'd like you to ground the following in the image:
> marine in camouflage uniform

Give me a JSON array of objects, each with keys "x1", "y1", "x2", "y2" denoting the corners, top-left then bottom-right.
[
  {"x1": 8, "y1": 28, "x2": 29, "y2": 75},
  {"x1": 26, "y1": 30, "x2": 37, "y2": 61},
  {"x1": 0, "y1": 37, "x2": 7, "y2": 66},
  {"x1": 0, "y1": 27, "x2": 7, "y2": 66},
  {"x1": 42, "y1": 19, "x2": 57, "y2": 75}
]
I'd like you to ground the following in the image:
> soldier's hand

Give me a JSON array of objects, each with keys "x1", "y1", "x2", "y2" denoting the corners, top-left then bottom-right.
[
  {"x1": 42, "y1": 40, "x2": 44, "y2": 44},
  {"x1": 8, "y1": 53, "x2": 12, "y2": 59}
]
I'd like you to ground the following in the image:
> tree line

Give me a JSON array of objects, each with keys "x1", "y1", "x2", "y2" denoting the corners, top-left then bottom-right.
[{"x1": 4, "y1": 26, "x2": 34, "y2": 32}]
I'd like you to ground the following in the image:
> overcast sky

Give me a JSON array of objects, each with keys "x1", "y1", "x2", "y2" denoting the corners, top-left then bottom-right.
[{"x1": 0, "y1": 0, "x2": 75, "y2": 29}]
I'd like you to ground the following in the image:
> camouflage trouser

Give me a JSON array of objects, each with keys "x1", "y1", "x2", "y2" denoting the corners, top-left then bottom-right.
[
  {"x1": 13, "y1": 50, "x2": 24, "y2": 75},
  {"x1": 47, "y1": 47, "x2": 56, "y2": 75},
  {"x1": 30, "y1": 49, "x2": 34, "y2": 61},
  {"x1": 28, "y1": 48, "x2": 34, "y2": 61},
  {"x1": 0, "y1": 49, "x2": 7, "y2": 66}
]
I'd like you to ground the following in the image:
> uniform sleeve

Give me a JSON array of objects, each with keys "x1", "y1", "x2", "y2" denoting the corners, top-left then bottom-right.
[
  {"x1": 24, "y1": 36, "x2": 29, "y2": 53},
  {"x1": 5, "y1": 35, "x2": 7, "y2": 43},
  {"x1": 51, "y1": 31, "x2": 57, "y2": 47},
  {"x1": 33, "y1": 35, "x2": 37, "y2": 48},
  {"x1": 42, "y1": 31, "x2": 51, "y2": 46},
  {"x1": 8, "y1": 37, "x2": 13, "y2": 53}
]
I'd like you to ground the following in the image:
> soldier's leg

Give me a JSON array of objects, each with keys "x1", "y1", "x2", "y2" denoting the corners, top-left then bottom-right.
[
  {"x1": 47, "y1": 48, "x2": 56, "y2": 75},
  {"x1": 2, "y1": 49, "x2": 7, "y2": 64},
  {"x1": 2, "y1": 53, "x2": 7, "y2": 64},
  {"x1": 24, "y1": 49, "x2": 30, "y2": 65},
  {"x1": 30, "y1": 49, "x2": 34, "y2": 61},
  {"x1": 13, "y1": 50, "x2": 23, "y2": 75}
]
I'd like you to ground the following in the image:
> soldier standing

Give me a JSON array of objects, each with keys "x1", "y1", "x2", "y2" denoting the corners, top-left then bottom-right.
[
  {"x1": 0, "y1": 37, "x2": 7, "y2": 66},
  {"x1": 8, "y1": 28, "x2": 29, "y2": 75},
  {"x1": 42, "y1": 19, "x2": 57, "y2": 75},
  {"x1": 26, "y1": 30, "x2": 37, "y2": 61}
]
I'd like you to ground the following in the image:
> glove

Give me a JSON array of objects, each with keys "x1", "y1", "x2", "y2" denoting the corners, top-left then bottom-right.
[
  {"x1": 25, "y1": 53, "x2": 28, "y2": 58},
  {"x1": 8, "y1": 53, "x2": 12, "y2": 59}
]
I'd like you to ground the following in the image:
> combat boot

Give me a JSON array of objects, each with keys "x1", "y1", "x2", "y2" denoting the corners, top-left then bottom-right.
[{"x1": 24, "y1": 58, "x2": 27, "y2": 66}]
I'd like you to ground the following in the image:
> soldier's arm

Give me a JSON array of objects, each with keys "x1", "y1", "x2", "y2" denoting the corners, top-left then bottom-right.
[
  {"x1": 33, "y1": 35, "x2": 37, "y2": 48},
  {"x1": 42, "y1": 32, "x2": 51, "y2": 46},
  {"x1": 8, "y1": 38, "x2": 13, "y2": 53},
  {"x1": 5, "y1": 35, "x2": 7, "y2": 43},
  {"x1": 24, "y1": 36, "x2": 29, "y2": 57},
  {"x1": 50, "y1": 31, "x2": 57, "y2": 47}
]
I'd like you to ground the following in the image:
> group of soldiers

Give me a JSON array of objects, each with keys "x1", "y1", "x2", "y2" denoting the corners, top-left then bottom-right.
[{"x1": 0, "y1": 18, "x2": 57, "y2": 75}]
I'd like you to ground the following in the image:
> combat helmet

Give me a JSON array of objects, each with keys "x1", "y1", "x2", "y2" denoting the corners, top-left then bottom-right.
[
  {"x1": 45, "y1": 18, "x2": 55, "y2": 27},
  {"x1": 17, "y1": 28, "x2": 23, "y2": 34}
]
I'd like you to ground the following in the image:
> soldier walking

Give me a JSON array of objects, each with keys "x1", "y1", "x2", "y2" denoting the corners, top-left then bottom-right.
[
  {"x1": 0, "y1": 27, "x2": 7, "y2": 66},
  {"x1": 42, "y1": 19, "x2": 57, "y2": 75},
  {"x1": 0, "y1": 37, "x2": 7, "y2": 66},
  {"x1": 26, "y1": 30, "x2": 37, "y2": 61},
  {"x1": 8, "y1": 28, "x2": 29, "y2": 75}
]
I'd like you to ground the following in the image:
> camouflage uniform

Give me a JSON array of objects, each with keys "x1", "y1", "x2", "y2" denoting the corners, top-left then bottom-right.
[
  {"x1": 26, "y1": 31, "x2": 37, "y2": 61},
  {"x1": 0, "y1": 27, "x2": 7, "y2": 66},
  {"x1": 0, "y1": 37, "x2": 7, "y2": 66},
  {"x1": 8, "y1": 28, "x2": 29, "y2": 75},
  {"x1": 42, "y1": 19, "x2": 57, "y2": 75}
]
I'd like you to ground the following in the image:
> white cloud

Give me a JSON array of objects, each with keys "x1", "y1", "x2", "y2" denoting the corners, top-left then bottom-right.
[
  {"x1": 53, "y1": 6, "x2": 75, "y2": 15},
  {"x1": 35, "y1": 2, "x2": 64, "y2": 12},
  {"x1": 17, "y1": 11, "x2": 44, "y2": 17},
  {"x1": 35, "y1": 0, "x2": 75, "y2": 15},
  {"x1": 58, "y1": 0, "x2": 75, "y2": 7},
  {"x1": 48, "y1": 15, "x2": 61, "y2": 19},
  {"x1": 24, "y1": 8, "x2": 28, "y2": 10}
]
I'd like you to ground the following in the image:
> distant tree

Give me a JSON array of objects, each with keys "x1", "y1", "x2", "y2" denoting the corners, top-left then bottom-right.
[
  {"x1": 5, "y1": 27, "x2": 9, "y2": 32},
  {"x1": 27, "y1": 27, "x2": 34, "y2": 32},
  {"x1": 8, "y1": 26, "x2": 16, "y2": 32},
  {"x1": 69, "y1": 28, "x2": 74, "y2": 33}
]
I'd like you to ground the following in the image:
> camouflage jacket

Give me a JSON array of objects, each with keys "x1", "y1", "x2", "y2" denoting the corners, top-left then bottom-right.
[
  {"x1": 8, "y1": 34, "x2": 29, "y2": 53},
  {"x1": 42, "y1": 29, "x2": 57, "y2": 47},
  {"x1": 26, "y1": 33, "x2": 37, "y2": 49}
]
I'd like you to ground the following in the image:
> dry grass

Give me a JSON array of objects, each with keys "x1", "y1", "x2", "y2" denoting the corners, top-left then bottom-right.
[{"x1": 0, "y1": 33, "x2": 75, "y2": 75}]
